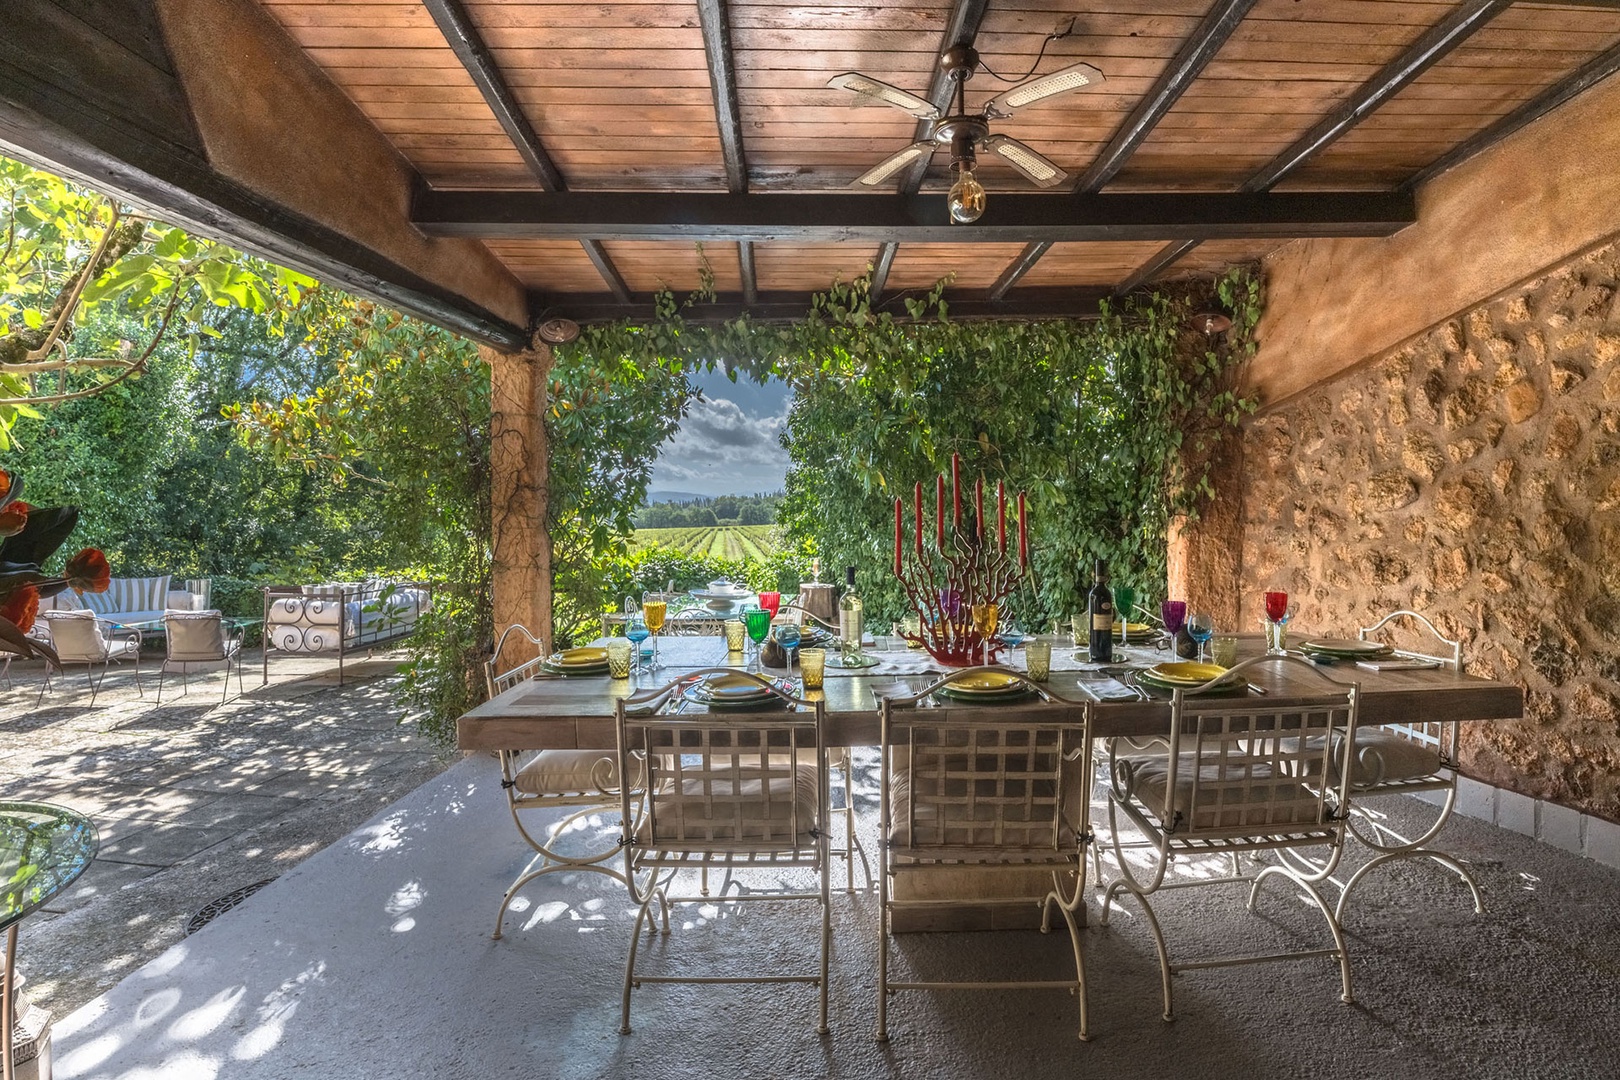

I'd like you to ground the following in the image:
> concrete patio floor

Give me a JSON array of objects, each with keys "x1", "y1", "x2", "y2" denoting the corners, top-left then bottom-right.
[
  {"x1": 40, "y1": 745, "x2": 1620, "y2": 1080},
  {"x1": 1, "y1": 651, "x2": 457, "y2": 1019}
]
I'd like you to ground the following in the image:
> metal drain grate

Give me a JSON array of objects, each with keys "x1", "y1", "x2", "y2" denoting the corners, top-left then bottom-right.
[{"x1": 186, "y1": 878, "x2": 277, "y2": 936}]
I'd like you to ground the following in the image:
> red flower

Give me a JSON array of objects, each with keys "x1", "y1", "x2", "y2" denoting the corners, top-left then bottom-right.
[
  {"x1": 65, "y1": 548, "x2": 111, "y2": 594},
  {"x1": 0, "y1": 500, "x2": 28, "y2": 538},
  {"x1": 0, "y1": 469, "x2": 12, "y2": 501},
  {"x1": 0, "y1": 584, "x2": 39, "y2": 634}
]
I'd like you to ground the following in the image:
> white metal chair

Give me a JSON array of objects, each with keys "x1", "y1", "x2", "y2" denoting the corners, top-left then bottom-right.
[
  {"x1": 876, "y1": 669, "x2": 1093, "y2": 1043},
  {"x1": 487, "y1": 623, "x2": 643, "y2": 939},
  {"x1": 1331, "y1": 609, "x2": 1483, "y2": 920},
  {"x1": 1100, "y1": 655, "x2": 1361, "y2": 1020},
  {"x1": 156, "y1": 610, "x2": 244, "y2": 704},
  {"x1": 615, "y1": 669, "x2": 831, "y2": 1035},
  {"x1": 36, "y1": 610, "x2": 142, "y2": 705}
]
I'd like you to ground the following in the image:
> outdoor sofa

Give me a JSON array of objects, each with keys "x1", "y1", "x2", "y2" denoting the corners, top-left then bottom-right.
[
  {"x1": 36, "y1": 575, "x2": 207, "y2": 631},
  {"x1": 261, "y1": 580, "x2": 433, "y2": 684}
]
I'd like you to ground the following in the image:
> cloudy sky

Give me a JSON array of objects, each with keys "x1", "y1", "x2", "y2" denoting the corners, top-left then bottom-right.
[{"x1": 649, "y1": 369, "x2": 793, "y2": 497}]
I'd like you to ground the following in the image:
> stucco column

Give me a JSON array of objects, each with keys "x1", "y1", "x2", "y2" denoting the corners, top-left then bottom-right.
[
  {"x1": 484, "y1": 339, "x2": 553, "y2": 671},
  {"x1": 1166, "y1": 435, "x2": 1246, "y2": 632}
]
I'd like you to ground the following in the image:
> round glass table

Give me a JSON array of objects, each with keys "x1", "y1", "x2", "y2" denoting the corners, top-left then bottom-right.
[{"x1": 2, "y1": 802, "x2": 97, "y2": 1080}]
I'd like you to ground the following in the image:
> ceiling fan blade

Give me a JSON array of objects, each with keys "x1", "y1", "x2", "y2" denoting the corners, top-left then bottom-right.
[
  {"x1": 983, "y1": 61, "x2": 1105, "y2": 119},
  {"x1": 827, "y1": 73, "x2": 941, "y2": 120},
  {"x1": 981, "y1": 135, "x2": 1069, "y2": 188},
  {"x1": 853, "y1": 142, "x2": 937, "y2": 187}
]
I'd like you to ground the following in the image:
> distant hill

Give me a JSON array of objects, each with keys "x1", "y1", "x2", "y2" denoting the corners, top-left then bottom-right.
[{"x1": 645, "y1": 490, "x2": 706, "y2": 505}]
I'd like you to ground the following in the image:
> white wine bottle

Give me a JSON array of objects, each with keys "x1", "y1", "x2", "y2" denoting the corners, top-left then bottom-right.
[{"x1": 838, "y1": 566, "x2": 864, "y2": 661}]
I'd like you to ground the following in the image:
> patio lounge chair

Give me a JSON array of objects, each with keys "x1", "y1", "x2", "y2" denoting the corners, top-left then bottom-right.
[
  {"x1": 36, "y1": 610, "x2": 142, "y2": 705},
  {"x1": 156, "y1": 610, "x2": 244, "y2": 705},
  {"x1": 487, "y1": 624, "x2": 643, "y2": 940},
  {"x1": 875, "y1": 671, "x2": 1093, "y2": 1042}
]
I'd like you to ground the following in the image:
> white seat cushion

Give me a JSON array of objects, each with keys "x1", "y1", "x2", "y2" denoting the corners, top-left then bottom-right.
[
  {"x1": 513, "y1": 750, "x2": 623, "y2": 796},
  {"x1": 1125, "y1": 753, "x2": 1326, "y2": 832},
  {"x1": 1343, "y1": 728, "x2": 1445, "y2": 786},
  {"x1": 639, "y1": 762, "x2": 819, "y2": 844}
]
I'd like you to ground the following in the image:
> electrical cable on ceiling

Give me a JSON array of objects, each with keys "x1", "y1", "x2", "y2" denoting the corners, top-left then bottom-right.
[{"x1": 976, "y1": 19, "x2": 1077, "y2": 84}]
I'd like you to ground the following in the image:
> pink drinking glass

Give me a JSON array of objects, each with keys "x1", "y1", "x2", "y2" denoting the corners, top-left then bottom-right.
[
  {"x1": 1161, "y1": 600, "x2": 1187, "y2": 636},
  {"x1": 758, "y1": 592, "x2": 781, "y2": 618}
]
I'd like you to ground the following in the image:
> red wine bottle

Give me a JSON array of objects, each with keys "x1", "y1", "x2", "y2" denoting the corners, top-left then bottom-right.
[{"x1": 1087, "y1": 559, "x2": 1114, "y2": 663}]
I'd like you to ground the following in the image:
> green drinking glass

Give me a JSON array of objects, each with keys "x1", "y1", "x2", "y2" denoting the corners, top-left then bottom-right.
[
  {"x1": 1115, "y1": 585, "x2": 1137, "y2": 643},
  {"x1": 743, "y1": 607, "x2": 772, "y2": 672}
]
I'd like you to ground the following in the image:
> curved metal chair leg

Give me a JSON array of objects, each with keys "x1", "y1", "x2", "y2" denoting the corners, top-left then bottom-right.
[
  {"x1": 620, "y1": 891, "x2": 659, "y2": 1034},
  {"x1": 492, "y1": 861, "x2": 630, "y2": 940},
  {"x1": 1334, "y1": 848, "x2": 1485, "y2": 923}
]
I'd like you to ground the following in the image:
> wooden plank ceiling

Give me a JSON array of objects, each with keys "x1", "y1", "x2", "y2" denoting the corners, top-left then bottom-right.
[{"x1": 259, "y1": 0, "x2": 1620, "y2": 319}]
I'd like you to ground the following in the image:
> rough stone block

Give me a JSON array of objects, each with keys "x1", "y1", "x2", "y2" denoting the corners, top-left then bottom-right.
[
  {"x1": 1504, "y1": 380, "x2": 1543, "y2": 423},
  {"x1": 1583, "y1": 815, "x2": 1620, "y2": 869},
  {"x1": 1497, "y1": 787, "x2": 1536, "y2": 836},
  {"x1": 1537, "y1": 799, "x2": 1583, "y2": 855},
  {"x1": 1456, "y1": 776, "x2": 1496, "y2": 823}
]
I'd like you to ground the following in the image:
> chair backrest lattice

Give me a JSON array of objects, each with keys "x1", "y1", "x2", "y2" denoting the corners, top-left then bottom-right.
[
  {"x1": 1359, "y1": 609, "x2": 1463, "y2": 764},
  {"x1": 901, "y1": 722, "x2": 1073, "y2": 853},
  {"x1": 485, "y1": 625, "x2": 549, "y2": 697},
  {"x1": 1166, "y1": 700, "x2": 1356, "y2": 836},
  {"x1": 637, "y1": 722, "x2": 820, "y2": 849}
]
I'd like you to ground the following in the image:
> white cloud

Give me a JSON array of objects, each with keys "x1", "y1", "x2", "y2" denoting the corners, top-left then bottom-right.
[{"x1": 650, "y1": 392, "x2": 791, "y2": 495}]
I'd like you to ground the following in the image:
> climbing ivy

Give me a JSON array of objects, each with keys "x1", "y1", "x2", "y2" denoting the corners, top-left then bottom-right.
[{"x1": 557, "y1": 266, "x2": 1261, "y2": 630}]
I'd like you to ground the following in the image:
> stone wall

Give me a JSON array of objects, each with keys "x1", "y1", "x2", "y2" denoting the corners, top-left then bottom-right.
[{"x1": 1239, "y1": 241, "x2": 1620, "y2": 820}]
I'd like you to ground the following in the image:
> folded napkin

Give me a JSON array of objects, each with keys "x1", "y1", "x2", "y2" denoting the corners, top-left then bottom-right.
[
  {"x1": 1079, "y1": 678, "x2": 1139, "y2": 702},
  {"x1": 870, "y1": 656, "x2": 946, "y2": 677},
  {"x1": 869, "y1": 680, "x2": 921, "y2": 706}
]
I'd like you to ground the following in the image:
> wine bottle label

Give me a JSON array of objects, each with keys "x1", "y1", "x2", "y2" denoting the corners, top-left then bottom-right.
[{"x1": 1092, "y1": 613, "x2": 1112, "y2": 631}]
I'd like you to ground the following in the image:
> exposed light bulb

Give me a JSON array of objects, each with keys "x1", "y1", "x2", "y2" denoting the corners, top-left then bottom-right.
[{"x1": 947, "y1": 165, "x2": 986, "y2": 224}]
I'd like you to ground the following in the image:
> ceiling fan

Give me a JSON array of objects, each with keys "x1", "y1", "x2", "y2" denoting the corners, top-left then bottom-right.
[{"x1": 828, "y1": 45, "x2": 1104, "y2": 223}]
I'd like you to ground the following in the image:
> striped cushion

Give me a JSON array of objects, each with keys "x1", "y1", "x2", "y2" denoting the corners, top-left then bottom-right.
[
  {"x1": 301, "y1": 582, "x2": 356, "y2": 599},
  {"x1": 82, "y1": 575, "x2": 170, "y2": 616}
]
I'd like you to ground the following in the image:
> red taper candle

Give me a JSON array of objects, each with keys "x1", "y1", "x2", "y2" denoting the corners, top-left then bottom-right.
[
  {"x1": 997, "y1": 481, "x2": 1006, "y2": 553},
  {"x1": 974, "y1": 476, "x2": 984, "y2": 539},
  {"x1": 893, "y1": 498, "x2": 903, "y2": 575},
  {"x1": 914, "y1": 482, "x2": 923, "y2": 554},
  {"x1": 951, "y1": 453, "x2": 962, "y2": 528},
  {"x1": 1017, "y1": 491, "x2": 1028, "y2": 568},
  {"x1": 935, "y1": 475, "x2": 945, "y2": 549}
]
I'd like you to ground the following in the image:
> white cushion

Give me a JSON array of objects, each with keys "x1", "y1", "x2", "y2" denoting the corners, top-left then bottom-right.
[
  {"x1": 514, "y1": 750, "x2": 623, "y2": 796},
  {"x1": 889, "y1": 770, "x2": 1076, "y2": 849},
  {"x1": 164, "y1": 611, "x2": 238, "y2": 661},
  {"x1": 1125, "y1": 753, "x2": 1326, "y2": 832},
  {"x1": 640, "y1": 762, "x2": 819, "y2": 844},
  {"x1": 1343, "y1": 728, "x2": 1445, "y2": 786},
  {"x1": 83, "y1": 575, "x2": 169, "y2": 616}
]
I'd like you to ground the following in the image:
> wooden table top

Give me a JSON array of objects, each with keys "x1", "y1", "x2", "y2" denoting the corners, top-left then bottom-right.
[{"x1": 458, "y1": 635, "x2": 1524, "y2": 752}]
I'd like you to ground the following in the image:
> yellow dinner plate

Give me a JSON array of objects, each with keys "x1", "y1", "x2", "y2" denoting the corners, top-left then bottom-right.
[
  {"x1": 702, "y1": 673, "x2": 774, "y2": 700},
  {"x1": 1112, "y1": 621, "x2": 1152, "y2": 636},
  {"x1": 1145, "y1": 661, "x2": 1234, "y2": 686},
  {"x1": 549, "y1": 647, "x2": 609, "y2": 668},
  {"x1": 944, "y1": 670, "x2": 1022, "y2": 694}
]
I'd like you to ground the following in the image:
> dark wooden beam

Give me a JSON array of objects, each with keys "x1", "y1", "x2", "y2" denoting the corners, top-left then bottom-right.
[
  {"x1": 696, "y1": 0, "x2": 747, "y2": 194},
  {"x1": 988, "y1": 241, "x2": 1052, "y2": 301},
  {"x1": 738, "y1": 241, "x2": 758, "y2": 304},
  {"x1": 1242, "y1": 0, "x2": 1512, "y2": 192},
  {"x1": 419, "y1": 0, "x2": 563, "y2": 191},
  {"x1": 1402, "y1": 40, "x2": 1620, "y2": 191},
  {"x1": 414, "y1": 190, "x2": 1414, "y2": 243},
  {"x1": 580, "y1": 238, "x2": 632, "y2": 304},
  {"x1": 993, "y1": 0, "x2": 1258, "y2": 299},
  {"x1": 0, "y1": 2, "x2": 526, "y2": 349},
  {"x1": 419, "y1": 0, "x2": 630, "y2": 301},
  {"x1": 1115, "y1": 0, "x2": 1510, "y2": 292},
  {"x1": 1114, "y1": 239, "x2": 1202, "y2": 298},
  {"x1": 1076, "y1": 0, "x2": 1258, "y2": 194},
  {"x1": 534, "y1": 286, "x2": 1113, "y2": 326},
  {"x1": 870, "y1": 242, "x2": 898, "y2": 297}
]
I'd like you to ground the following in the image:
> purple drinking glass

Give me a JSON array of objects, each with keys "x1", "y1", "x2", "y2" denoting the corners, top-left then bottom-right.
[{"x1": 1161, "y1": 600, "x2": 1188, "y2": 636}]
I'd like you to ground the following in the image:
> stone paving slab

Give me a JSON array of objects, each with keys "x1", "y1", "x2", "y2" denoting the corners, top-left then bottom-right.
[{"x1": 1, "y1": 650, "x2": 457, "y2": 1016}]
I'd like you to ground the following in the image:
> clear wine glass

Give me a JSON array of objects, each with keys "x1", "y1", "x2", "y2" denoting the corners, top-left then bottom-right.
[{"x1": 1187, "y1": 611, "x2": 1215, "y2": 664}]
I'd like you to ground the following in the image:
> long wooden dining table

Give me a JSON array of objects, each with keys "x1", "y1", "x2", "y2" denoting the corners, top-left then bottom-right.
[
  {"x1": 458, "y1": 633, "x2": 1523, "y2": 931},
  {"x1": 457, "y1": 634, "x2": 1525, "y2": 752}
]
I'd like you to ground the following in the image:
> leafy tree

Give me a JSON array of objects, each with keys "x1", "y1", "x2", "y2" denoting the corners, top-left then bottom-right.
[{"x1": 0, "y1": 154, "x2": 312, "y2": 448}]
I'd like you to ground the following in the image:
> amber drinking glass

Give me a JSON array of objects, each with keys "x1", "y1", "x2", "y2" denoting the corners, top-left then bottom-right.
[{"x1": 642, "y1": 598, "x2": 667, "y2": 670}]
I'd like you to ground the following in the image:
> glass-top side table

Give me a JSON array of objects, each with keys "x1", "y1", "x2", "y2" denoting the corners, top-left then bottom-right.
[{"x1": 2, "y1": 801, "x2": 97, "y2": 1080}]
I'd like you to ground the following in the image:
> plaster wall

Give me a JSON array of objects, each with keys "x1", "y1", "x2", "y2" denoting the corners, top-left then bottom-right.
[{"x1": 1238, "y1": 242, "x2": 1620, "y2": 818}]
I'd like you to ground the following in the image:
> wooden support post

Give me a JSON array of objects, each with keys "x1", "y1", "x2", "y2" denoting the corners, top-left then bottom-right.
[{"x1": 485, "y1": 339, "x2": 553, "y2": 672}]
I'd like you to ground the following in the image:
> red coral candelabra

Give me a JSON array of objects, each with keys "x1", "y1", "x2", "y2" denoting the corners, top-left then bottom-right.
[{"x1": 891, "y1": 453, "x2": 1029, "y2": 667}]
